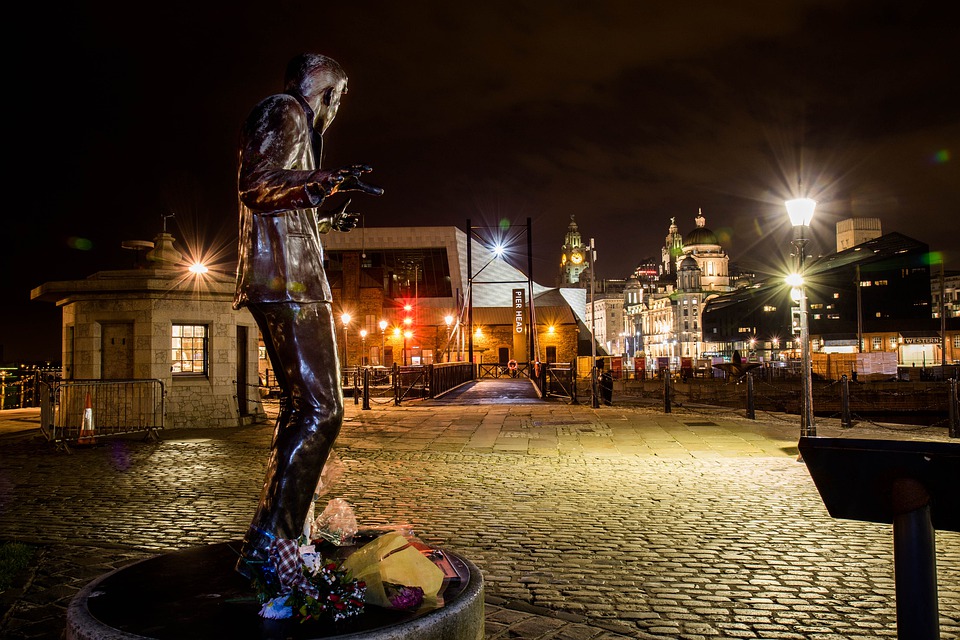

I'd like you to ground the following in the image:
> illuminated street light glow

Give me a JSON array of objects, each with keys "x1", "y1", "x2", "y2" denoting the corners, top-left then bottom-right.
[
  {"x1": 188, "y1": 262, "x2": 208, "y2": 275},
  {"x1": 444, "y1": 315, "x2": 453, "y2": 326},
  {"x1": 379, "y1": 320, "x2": 388, "y2": 332},
  {"x1": 785, "y1": 273, "x2": 803, "y2": 288},
  {"x1": 341, "y1": 313, "x2": 351, "y2": 326},
  {"x1": 785, "y1": 197, "x2": 817, "y2": 227}
]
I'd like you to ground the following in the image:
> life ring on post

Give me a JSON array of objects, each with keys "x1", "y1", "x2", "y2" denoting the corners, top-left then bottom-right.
[{"x1": 507, "y1": 359, "x2": 518, "y2": 371}]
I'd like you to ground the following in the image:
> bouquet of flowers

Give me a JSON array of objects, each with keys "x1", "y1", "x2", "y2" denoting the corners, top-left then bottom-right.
[
  {"x1": 254, "y1": 538, "x2": 366, "y2": 622},
  {"x1": 251, "y1": 498, "x2": 447, "y2": 622}
]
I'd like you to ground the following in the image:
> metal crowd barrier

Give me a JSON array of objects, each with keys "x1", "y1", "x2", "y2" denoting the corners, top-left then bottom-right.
[{"x1": 44, "y1": 379, "x2": 165, "y2": 449}]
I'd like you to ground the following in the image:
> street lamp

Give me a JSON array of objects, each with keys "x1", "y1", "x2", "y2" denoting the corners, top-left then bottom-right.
[
  {"x1": 341, "y1": 312, "x2": 352, "y2": 368},
  {"x1": 786, "y1": 195, "x2": 817, "y2": 437},
  {"x1": 359, "y1": 329, "x2": 368, "y2": 366}
]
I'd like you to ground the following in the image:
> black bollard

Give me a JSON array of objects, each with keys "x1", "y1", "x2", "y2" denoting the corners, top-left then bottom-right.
[
  {"x1": 841, "y1": 374, "x2": 852, "y2": 428},
  {"x1": 950, "y1": 379, "x2": 958, "y2": 438},
  {"x1": 746, "y1": 372, "x2": 755, "y2": 420},
  {"x1": 663, "y1": 370, "x2": 671, "y2": 414},
  {"x1": 362, "y1": 367, "x2": 371, "y2": 411},
  {"x1": 892, "y1": 478, "x2": 940, "y2": 640},
  {"x1": 393, "y1": 363, "x2": 401, "y2": 406}
]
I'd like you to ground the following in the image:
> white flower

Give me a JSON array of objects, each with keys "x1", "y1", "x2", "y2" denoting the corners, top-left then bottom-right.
[
  {"x1": 259, "y1": 595, "x2": 294, "y2": 619},
  {"x1": 299, "y1": 544, "x2": 322, "y2": 574}
]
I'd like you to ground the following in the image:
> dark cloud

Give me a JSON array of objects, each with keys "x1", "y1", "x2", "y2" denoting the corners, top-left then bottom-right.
[{"x1": 3, "y1": 0, "x2": 958, "y2": 362}]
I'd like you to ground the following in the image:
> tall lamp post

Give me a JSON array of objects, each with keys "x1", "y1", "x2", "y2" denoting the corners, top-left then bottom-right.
[
  {"x1": 359, "y1": 329, "x2": 367, "y2": 366},
  {"x1": 341, "y1": 312, "x2": 352, "y2": 369},
  {"x1": 444, "y1": 315, "x2": 454, "y2": 362},
  {"x1": 786, "y1": 196, "x2": 817, "y2": 437},
  {"x1": 378, "y1": 319, "x2": 388, "y2": 366},
  {"x1": 403, "y1": 330, "x2": 412, "y2": 366}
]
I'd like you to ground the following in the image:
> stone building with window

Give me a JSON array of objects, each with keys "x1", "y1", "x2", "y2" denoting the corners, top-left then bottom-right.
[{"x1": 31, "y1": 231, "x2": 265, "y2": 428}]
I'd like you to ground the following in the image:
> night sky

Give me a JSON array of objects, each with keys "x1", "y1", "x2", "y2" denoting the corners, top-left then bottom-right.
[{"x1": 4, "y1": 0, "x2": 958, "y2": 363}]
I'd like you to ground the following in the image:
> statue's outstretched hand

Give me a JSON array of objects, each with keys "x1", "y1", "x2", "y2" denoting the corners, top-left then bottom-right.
[{"x1": 311, "y1": 164, "x2": 384, "y2": 197}]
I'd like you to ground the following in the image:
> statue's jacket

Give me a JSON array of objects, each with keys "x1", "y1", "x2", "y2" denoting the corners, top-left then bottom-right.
[{"x1": 234, "y1": 93, "x2": 333, "y2": 309}]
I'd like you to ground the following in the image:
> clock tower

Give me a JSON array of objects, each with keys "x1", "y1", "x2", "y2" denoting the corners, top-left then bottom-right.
[{"x1": 559, "y1": 215, "x2": 590, "y2": 285}]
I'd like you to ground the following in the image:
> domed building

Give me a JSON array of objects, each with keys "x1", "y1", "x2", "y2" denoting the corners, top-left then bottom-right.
[
  {"x1": 678, "y1": 209, "x2": 730, "y2": 291},
  {"x1": 641, "y1": 211, "x2": 733, "y2": 374}
]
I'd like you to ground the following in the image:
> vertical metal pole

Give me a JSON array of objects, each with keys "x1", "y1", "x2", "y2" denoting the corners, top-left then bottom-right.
[
  {"x1": 794, "y1": 227, "x2": 816, "y2": 437},
  {"x1": 841, "y1": 374, "x2": 852, "y2": 428},
  {"x1": 893, "y1": 500, "x2": 939, "y2": 640},
  {"x1": 466, "y1": 219, "x2": 474, "y2": 366},
  {"x1": 590, "y1": 238, "x2": 599, "y2": 408},
  {"x1": 663, "y1": 370, "x2": 671, "y2": 413},
  {"x1": 746, "y1": 372, "x2": 755, "y2": 420},
  {"x1": 527, "y1": 217, "x2": 537, "y2": 367},
  {"x1": 362, "y1": 367, "x2": 370, "y2": 411},
  {"x1": 393, "y1": 362, "x2": 400, "y2": 406},
  {"x1": 949, "y1": 378, "x2": 958, "y2": 438},
  {"x1": 941, "y1": 260, "x2": 947, "y2": 380}
]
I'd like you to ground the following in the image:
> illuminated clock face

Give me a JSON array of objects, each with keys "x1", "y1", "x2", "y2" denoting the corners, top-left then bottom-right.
[{"x1": 571, "y1": 251, "x2": 583, "y2": 264}]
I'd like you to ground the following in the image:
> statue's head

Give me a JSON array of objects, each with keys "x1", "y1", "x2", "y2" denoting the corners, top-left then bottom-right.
[{"x1": 284, "y1": 53, "x2": 348, "y2": 133}]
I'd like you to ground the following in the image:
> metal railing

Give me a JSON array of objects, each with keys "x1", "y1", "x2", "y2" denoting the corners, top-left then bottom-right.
[
  {"x1": 43, "y1": 379, "x2": 165, "y2": 448},
  {"x1": 428, "y1": 362, "x2": 475, "y2": 398}
]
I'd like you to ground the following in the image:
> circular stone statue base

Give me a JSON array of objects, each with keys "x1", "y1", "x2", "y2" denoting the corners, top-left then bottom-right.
[{"x1": 66, "y1": 540, "x2": 484, "y2": 640}]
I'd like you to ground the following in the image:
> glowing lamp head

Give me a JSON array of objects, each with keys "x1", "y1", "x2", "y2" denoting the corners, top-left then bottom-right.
[
  {"x1": 403, "y1": 316, "x2": 413, "y2": 326},
  {"x1": 492, "y1": 243, "x2": 505, "y2": 258},
  {"x1": 393, "y1": 327, "x2": 401, "y2": 337},
  {"x1": 444, "y1": 315, "x2": 453, "y2": 326},
  {"x1": 379, "y1": 320, "x2": 388, "y2": 331},
  {"x1": 359, "y1": 329, "x2": 367, "y2": 339},
  {"x1": 188, "y1": 262, "x2": 208, "y2": 275},
  {"x1": 403, "y1": 330, "x2": 413, "y2": 339},
  {"x1": 785, "y1": 273, "x2": 804, "y2": 288},
  {"x1": 785, "y1": 197, "x2": 817, "y2": 227},
  {"x1": 341, "y1": 312, "x2": 351, "y2": 325}
]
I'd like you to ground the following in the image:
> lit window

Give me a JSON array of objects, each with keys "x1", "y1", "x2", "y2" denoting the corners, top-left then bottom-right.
[
  {"x1": 872, "y1": 337, "x2": 882, "y2": 350},
  {"x1": 889, "y1": 337, "x2": 897, "y2": 349},
  {"x1": 172, "y1": 324, "x2": 208, "y2": 375},
  {"x1": 860, "y1": 281, "x2": 872, "y2": 287},
  {"x1": 828, "y1": 314, "x2": 840, "y2": 320},
  {"x1": 763, "y1": 305, "x2": 777, "y2": 312},
  {"x1": 875, "y1": 280, "x2": 888, "y2": 286},
  {"x1": 954, "y1": 335, "x2": 960, "y2": 349},
  {"x1": 833, "y1": 292, "x2": 840, "y2": 299},
  {"x1": 813, "y1": 314, "x2": 822, "y2": 320},
  {"x1": 811, "y1": 304, "x2": 824, "y2": 310}
]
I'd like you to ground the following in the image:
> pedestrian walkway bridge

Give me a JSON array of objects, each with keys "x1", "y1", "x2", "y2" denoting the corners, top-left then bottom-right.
[{"x1": 423, "y1": 378, "x2": 543, "y2": 405}]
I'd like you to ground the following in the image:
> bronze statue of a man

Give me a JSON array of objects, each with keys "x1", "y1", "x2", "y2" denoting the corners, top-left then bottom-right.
[{"x1": 233, "y1": 53, "x2": 382, "y2": 579}]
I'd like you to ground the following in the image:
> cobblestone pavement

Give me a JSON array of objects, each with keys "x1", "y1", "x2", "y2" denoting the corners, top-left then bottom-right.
[{"x1": 0, "y1": 390, "x2": 958, "y2": 639}]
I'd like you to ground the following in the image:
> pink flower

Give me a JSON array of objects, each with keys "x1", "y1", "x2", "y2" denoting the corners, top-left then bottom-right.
[{"x1": 385, "y1": 584, "x2": 424, "y2": 610}]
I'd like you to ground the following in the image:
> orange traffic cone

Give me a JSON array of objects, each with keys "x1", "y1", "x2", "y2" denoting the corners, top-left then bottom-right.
[{"x1": 78, "y1": 392, "x2": 96, "y2": 445}]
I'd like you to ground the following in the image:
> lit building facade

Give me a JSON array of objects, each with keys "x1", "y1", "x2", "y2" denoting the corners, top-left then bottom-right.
[{"x1": 559, "y1": 215, "x2": 591, "y2": 285}]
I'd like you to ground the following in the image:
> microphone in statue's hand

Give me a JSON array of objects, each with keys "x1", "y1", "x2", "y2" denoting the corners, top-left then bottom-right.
[{"x1": 334, "y1": 164, "x2": 384, "y2": 196}]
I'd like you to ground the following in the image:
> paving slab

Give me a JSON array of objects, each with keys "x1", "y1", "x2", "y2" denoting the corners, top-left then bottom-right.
[{"x1": 1, "y1": 383, "x2": 958, "y2": 639}]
